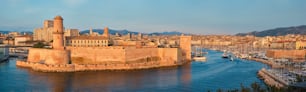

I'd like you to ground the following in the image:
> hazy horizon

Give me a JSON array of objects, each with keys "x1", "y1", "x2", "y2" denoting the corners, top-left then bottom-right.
[{"x1": 1, "y1": 0, "x2": 306, "y2": 35}]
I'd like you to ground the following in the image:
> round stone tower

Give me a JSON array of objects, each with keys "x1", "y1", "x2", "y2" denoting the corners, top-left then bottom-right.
[{"x1": 53, "y1": 15, "x2": 64, "y2": 50}]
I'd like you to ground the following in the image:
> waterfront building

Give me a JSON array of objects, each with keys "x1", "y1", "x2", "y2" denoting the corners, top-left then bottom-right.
[
  {"x1": 14, "y1": 35, "x2": 33, "y2": 46},
  {"x1": 266, "y1": 50, "x2": 306, "y2": 61},
  {"x1": 18, "y1": 16, "x2": 192, "y2": 72}
]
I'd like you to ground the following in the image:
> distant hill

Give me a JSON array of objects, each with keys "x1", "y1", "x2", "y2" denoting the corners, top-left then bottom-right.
[
  {"x1": 0, "y1": 30, "x2": 33, "y2": 35},
  {"x1": 236, "y1": 25, "x2": 306, "y2": 37},
  {"x1": 149, "y1": 31, "x2": 183, "y2": 36},
  {"x1": 80, "y1": 28, "x2": 184, "y2": 36},
  {"x1": 0, "y1": 30, "x2": 10, "y2": 34}
]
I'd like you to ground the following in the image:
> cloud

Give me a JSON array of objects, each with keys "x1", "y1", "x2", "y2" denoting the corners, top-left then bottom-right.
[{"x1": 63, "y1": 0, "x2": 87, "y2": 7}]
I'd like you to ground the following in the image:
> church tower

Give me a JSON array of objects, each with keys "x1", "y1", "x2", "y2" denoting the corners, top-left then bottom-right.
[
  {"x1": 89, "y1": 27, "x2": 93, "y2": 36},
  {"x1": 103, "y1": 27, "x2": 109, "y2": 38},
  {"x1": 53, "y1": 15, "x2": 64, "y2": 50}
]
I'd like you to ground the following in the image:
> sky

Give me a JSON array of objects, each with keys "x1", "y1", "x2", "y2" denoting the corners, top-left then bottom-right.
[{"x1": 0, "y1": 0, "x2": 306, "y2": 34}]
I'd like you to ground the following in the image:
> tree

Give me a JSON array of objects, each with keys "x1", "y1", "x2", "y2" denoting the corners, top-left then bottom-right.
[
  {"x1": 33, "y1": 42, "x2": 45, "y2": 48},
  {"x1": 251, "y1": 82, "x2": 260, "y2": 92}
]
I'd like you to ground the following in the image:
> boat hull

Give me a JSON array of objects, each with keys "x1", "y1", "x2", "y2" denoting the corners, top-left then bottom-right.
[{"x1": 193, "y1": 56, "x2": 206, "y2": 61}]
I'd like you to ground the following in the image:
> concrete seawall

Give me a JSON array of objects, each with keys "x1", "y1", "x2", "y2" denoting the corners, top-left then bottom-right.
[
  {"x1": 16, "y1": 60, "x2": 186, "y2": 72},
  {"x1": 250, "y1": 58, "x2": 284, "y2": 68},
  {"x1": 257, "y1": 68, "x2": 287, "y2": 88}
]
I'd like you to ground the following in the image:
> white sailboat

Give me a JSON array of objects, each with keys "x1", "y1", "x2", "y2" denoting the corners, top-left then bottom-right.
[{"x1": 193, "y1": 46, "x2": 207, "y2": 61}]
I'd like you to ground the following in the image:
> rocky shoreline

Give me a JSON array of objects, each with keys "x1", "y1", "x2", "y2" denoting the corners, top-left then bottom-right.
[{"x1": 16, "y1": 60, "x2": 186, "y2": 72}]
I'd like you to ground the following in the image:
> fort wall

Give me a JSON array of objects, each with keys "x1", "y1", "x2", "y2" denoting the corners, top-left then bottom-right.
[
  {"x1": 27, "y1": 48, "x2": 70, "y2": 64},
  {"x1": 66, "y1": 46, "x2": 183, "y2": 65},
  {"x1": 19, "y1": 47, "x2": 186, "y2": 72},
  {"x1": 266, "y1": 50, "x2": 306, "y2": 60},
  {"x1": 125, "y1": 47, "x2": 159, "y2": 62},
  {"x1": 16, "y1": 60, "x2": 184, "y2": 72},
  {"x1": 66, "y1": 46, "x2": 126, "y2": 64}
]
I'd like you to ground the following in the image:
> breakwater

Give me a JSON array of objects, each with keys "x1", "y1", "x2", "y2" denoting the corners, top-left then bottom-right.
[
  {"x1": 250, "y1": 58, "x2": 284, "y2": 68},
  {"x1": 16, "y1": 60, "x2": 186, "y2": 72},
  {"x1": 257, "y1": 68, "x2": 287, "y2": 88}
]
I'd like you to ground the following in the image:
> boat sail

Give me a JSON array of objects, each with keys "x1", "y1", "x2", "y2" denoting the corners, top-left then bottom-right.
[{"x1": 192, "y1": 46, "x2": 207, "y2": 61}]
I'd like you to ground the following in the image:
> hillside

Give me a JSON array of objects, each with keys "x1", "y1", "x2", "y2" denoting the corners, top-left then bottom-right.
[
  {"x1": 236, "y1": 25, "x2": 306, "y2": 37},
  {"x1": 0, "y1": 30, "x2": 33, "y2": 35},
  {"x1": 80, "y1": 29, "x2": 184, "y2": 36}
]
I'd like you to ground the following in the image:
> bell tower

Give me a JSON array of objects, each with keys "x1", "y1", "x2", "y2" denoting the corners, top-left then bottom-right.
[
  {"x1": 53, "y1": 15, "x2": 64, "y2": 50},
  {"x1": 103, "y1": 27, "x2": 109, "y2": 38}
]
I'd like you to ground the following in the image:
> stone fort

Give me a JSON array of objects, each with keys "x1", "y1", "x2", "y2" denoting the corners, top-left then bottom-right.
[{"x1": 17, "y1": 16, "x2": 191, "y2": 72}]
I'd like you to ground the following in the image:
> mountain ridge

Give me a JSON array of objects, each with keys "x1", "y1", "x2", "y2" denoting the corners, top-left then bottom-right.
[
  {"x1": 236, "y1": 25, "x2": 306, "y2": 37},
  {"x1": 80, "y1": 29, "x2": 184, "y2": 36}
]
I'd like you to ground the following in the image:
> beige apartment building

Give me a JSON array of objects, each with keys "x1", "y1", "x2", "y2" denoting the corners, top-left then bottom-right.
[
  {"x1": 33, "y1": 20, "x2": 54, "y2": 42},
  {"x1": 34, "y1": 20, "x2": 79, "y2": 42}
]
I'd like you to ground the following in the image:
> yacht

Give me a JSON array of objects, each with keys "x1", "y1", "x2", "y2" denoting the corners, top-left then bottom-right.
[
  {"x1": 230, "y1": 57, "x2": 234, "y2": 61},
  {"x1": 222, "y1": 52, "x2": 229, "y2": 58}
]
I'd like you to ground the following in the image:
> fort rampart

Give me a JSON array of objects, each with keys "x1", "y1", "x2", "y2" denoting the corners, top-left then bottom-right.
[
  {"x1": 18, "y1": 46, "x2": 186, "y2": 72},
  {"x1": 27, "y1": 48, "x2": 70, "y2": 64},
  {"x1": 65, "y1": 46, "x2": 182, "y2": 65},
  {"x1": 266, "y1": 50, "x2": 306, "y2": 61},
  {"x1": 16, "y1": 59, "x2": 186, "y2": 72}
]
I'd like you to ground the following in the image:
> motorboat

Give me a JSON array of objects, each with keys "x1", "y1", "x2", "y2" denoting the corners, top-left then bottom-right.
[
  {"x1": 222, "y1": 52, "x2": 229, "y2": 58},
  {"x1": 230, "y1": 57, "x2": 234, "y2": 61}
]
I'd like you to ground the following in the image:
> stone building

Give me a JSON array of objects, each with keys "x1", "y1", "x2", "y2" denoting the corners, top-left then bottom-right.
[
  {"x1": 27, "y1": 16, "x2": 70, "y2": 64},
  {"x1": 180, "y1": 35, "x2": 191, "y2": 61},
  {"x1": 64, "y1": 29, "x2": 79, "y2": 37},
  {"x1": 65, "y1": 27, "x2": 111, "y2": 47},
  {"x1": 21, "y1": 16, "x2": 192, "y2": 72},
  {"x1": 65, "y1": 36, "x2": 110, "y2": 47}
]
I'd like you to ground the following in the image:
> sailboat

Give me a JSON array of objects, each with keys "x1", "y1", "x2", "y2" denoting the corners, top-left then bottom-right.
[{"x1": 193, "y1": 46, "x2": 207, "y2": 61}]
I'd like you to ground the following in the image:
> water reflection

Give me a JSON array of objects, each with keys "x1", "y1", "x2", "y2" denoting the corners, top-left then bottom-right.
[{"x1": 26, "y1": 64, "x2": 192, "y2": 92}]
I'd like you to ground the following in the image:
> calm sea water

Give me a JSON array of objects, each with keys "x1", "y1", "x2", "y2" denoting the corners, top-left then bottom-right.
[{"x1": 0, "y1": 50, "x2": 267, "y2": 92}]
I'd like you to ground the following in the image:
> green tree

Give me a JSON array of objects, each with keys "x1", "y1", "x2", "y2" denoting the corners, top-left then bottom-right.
[
  {"x1": 240, "y1": 83, "x2": 250, "y2": 92},
  {"x1": 33, "y1": 42, "x2": 45, "y2": 48},
  {"x1": 251, "y1": 82, "x2": 260, "y2": 92}
]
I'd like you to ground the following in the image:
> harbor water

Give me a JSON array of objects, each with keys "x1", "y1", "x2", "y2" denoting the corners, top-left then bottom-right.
[{"x1": 0, "y1": 50, "x2": 267, "y2": 92}]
